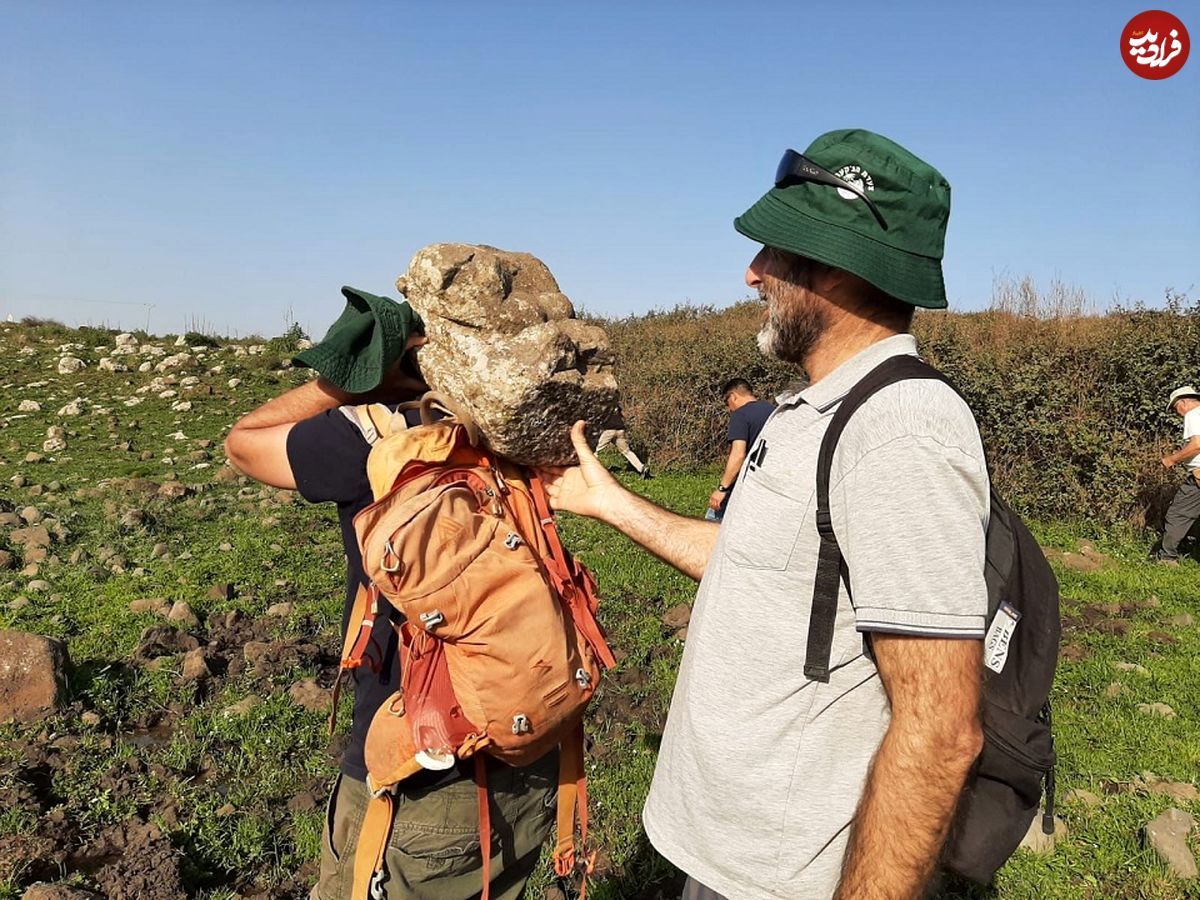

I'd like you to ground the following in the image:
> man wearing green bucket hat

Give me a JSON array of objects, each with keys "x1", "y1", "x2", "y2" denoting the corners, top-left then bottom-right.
[
  {"x1": 541, "y1": 130, "x2": 989, "y2": 898},
  {"x1": 226, "y1": 287, "x2": 558, "y2": 899}
]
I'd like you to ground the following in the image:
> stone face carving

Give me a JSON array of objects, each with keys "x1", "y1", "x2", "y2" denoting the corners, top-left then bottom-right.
[{"x1": 397, "y1": 244, "x2": 619, "y2": 465}]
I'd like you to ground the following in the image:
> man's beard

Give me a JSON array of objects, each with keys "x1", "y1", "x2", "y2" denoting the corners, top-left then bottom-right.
[{"x1": 756, "y1": 277, "x2": 828, "y2": 365}]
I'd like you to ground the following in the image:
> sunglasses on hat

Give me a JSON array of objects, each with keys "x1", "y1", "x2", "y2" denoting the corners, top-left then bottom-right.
[{"x1": 775, "y1": 149, "x2": 889, "y2": 231}]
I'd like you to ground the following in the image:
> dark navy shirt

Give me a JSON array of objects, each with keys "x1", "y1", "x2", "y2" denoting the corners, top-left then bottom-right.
[
  {"x1": 287, "y1": 405, "x2": 418, "y2": 782},
  {"x1": 728, "y1": 399, "x2": 774, "y2": 450}
]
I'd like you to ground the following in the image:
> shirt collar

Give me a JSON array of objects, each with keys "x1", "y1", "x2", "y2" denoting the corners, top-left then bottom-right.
[{"x1": 777, "y1": 333, "x2": 919, "y2": 413}]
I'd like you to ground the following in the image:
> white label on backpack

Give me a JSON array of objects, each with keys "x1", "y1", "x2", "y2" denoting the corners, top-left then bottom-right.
[{"x1": 983, "y1": 601, "x2": 1021, "y2": 674}]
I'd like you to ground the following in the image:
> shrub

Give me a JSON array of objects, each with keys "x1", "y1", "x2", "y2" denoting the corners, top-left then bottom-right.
[{"x1": 603, "y1": 290, "x2": 1199, "y2": 526}]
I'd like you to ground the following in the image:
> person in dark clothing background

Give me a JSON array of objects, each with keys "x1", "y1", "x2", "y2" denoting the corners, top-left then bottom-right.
[{"x1": 706, "y1": 379, "x2": 774, "y2": 521}]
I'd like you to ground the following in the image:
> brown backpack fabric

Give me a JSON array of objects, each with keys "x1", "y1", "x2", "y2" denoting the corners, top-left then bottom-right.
[{"x1": 332, "y1": 393, "x2": 616, "y2": 900}]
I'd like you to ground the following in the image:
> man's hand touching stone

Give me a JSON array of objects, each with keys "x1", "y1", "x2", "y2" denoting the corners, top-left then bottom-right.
[{"x1": 537, "y1": 420, "x2": 628, "y2": 523}]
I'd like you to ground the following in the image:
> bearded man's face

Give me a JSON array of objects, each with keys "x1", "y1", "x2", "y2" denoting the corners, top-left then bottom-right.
[{"x1": 755, "y1": 260, "x2": 828, "y2": 365}]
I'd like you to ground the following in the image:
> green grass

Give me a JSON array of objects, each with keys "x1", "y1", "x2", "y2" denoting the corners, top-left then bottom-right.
[{"x1": 1, "y1": 320, "x2": 1199, "y2": 898}]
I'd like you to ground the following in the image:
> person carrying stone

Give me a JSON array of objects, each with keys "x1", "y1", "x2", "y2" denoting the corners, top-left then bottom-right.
[
  {"x1": 225, "y1": 287, "x2": 556, "y2": 900},
  {"x1": 1156, "y1": 384, "x2": 1200, "y2": 564},
  {"x1": 540, "y1": 130, "x2": 988, "y2": 899},
  {"x1": 705, "y1": 379, "x2": 774, "y2": 521},
  {"x1": 594, "y1": 406, "x2": 652, "y2": 478}
]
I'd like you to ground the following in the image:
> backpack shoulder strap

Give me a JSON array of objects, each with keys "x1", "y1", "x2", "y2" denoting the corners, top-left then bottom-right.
[
  {"x1": 340, "y1": 402, "x2": 408, "y2": 446},
  {"x1": 805, "y1": 354, "x2": 953, "y2": 682}
]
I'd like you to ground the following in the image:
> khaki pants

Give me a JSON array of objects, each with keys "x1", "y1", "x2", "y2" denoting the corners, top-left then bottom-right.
[
  {"x1": 314, "y1": 754, "x2": 557, "y2": 900},
  {"x1": 595, "y1": 429, "x2": 647, "y2": 474}
]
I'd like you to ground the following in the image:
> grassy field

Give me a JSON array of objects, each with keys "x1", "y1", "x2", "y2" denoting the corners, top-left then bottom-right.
[{"x1": 1, "y1": 320, "x2": 1198, "y2": 899}]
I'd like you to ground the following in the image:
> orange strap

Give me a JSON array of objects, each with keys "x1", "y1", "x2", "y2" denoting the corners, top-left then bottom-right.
[
  {"x1": 552, "y1": 721, "x2": 595, "y2": 896},
  {"x1": 340, "y1": 583, "x2": 378, "y2": 668},
  {"x1": 475, "y1": 756, "x2": 492, "y2": 900},
  {"x1": 330, "y1": 583, "x2": 383, "y2": 734},
  {"x1": 528, "y1": 475, "x2": 617, "y2": 670},
  {"x1": 352, "y1": 791, "x2": 395, "y2": 900}
]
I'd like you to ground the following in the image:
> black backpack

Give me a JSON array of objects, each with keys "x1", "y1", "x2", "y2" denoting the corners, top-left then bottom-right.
[{"x1": 804, "y1": 354, "x2": 1060, "y2": 885}]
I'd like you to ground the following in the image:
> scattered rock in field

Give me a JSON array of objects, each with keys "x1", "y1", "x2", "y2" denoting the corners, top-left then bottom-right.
[
  {"x1": 22, "y1": 884, "x2": 102, "y2": 899},
  {"x1": 81, "y1": 710, "x2": 102, "y2": 727},
  {"x1": 56, "y1": 399, "x2": 83, "y2": 417},
  {"x1": 18, "y1": 400, "x2": 41, "y2": 412},
  {"x1": 213, "y1": 465, "x2": 241, "y2": 485},
  {"x1": 119, "y1": 508, "x2": 146, "y2": 529},
  {"x1": 1105, "y1": 682, "x2": 1128, "y2": 698},
  {"x1": 98, "y1": 357, "x2": 127, "y2": 373},
  {"x1": 215, "y1": 803, "x2": 236, "y2": 817},
  {"x1": 287, "y1": 790, "x2": 319, "y2": 812},
  {"x1": 1093, "y1": 619, "x2": 1129, "y2": 636},
  {"x1": 1113, "y1": 662, "x2": 1150, "y2": 676},
  {"x1": 150, "y1": 542, "x2": 169, "y2": 559},
  {"x1": 266, "y1": 602, "x2": 293, "y2": 618},
  {"x1": 1059, "y1": 552, "x2": 1102, "y2": 573},
  {"x1": 165, "y1": 601, "x2": 199, "y2": 628},
  {"x1": 1147, "y1": 631, "x2": 1179, "y2": 645},
  {"x1": 397, "y1": 243, "x2": 619, "y2": 465},
  {"x1": 134, "y1": 625, "x2": 199, "y2": 660},
  {"x1": 181, "y1": 648, "x2": 210, "y2": 682},
  {"x1": 157, "y1": 482, "x2": 190, "y2": 500},
  {"x1": 1138, "y1": 702, "x2": 1177, "y2": 719},
  {"x1": 1144, "y1": 808, "x2": 1198, "y2": 879},
  {"x1": 1019, "y1": 813, "x2": 1067, "y2": 854},
  {"x1": 243, "y1": 641, "x2": 270, "y2": 664},
  {"x1": 1146, "y1": 782, "x2": 1200, "y2": 802},
  {"x1": 56, "y1": 357, "x2": 85, "y2": 374},
  {"x1": 206, "y1": 583, "x2": 234, "y2": 601},
  {"x1": 0, "y1": 550, "x2": 14, "y2": 570},
  {"x1": 0, "y1": 630, "x2": 69, "y2": 723},
  {"x1": 662, "y1": 603, "x2": 692, "y2": 630},
  {"x1": 1166, "y1": 613, "x2": 1195, "y2": 628},
  {"x1": 288, "y1": 678, "x2": 329, "y2": 713},
  {"x1": 1065, "y1": 788, "x2": 1102, "y2": 807},
  {"x1": 129, "y1": 597, "x2": 169, "y2": 616},
  {"x1": 24, "y1": 452, "x2": 43, "y2": 463},
  {"x1": 10, "y1": 526, "x2": 51, "y2": 549},
  {"x1": 27, "y1": 580, "x2": 50, "y2": 592},
  {"x1": 19, "y1": 506, "x2": 43, "y2": 525},
  {"x1": 222, "y1": 695, "x2": 261, "y2": 717}
]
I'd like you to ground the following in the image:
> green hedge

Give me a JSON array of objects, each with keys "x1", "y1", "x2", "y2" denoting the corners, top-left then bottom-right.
[{"x1": 602, "y1": 293, "x2": 1200, "y2": 525}]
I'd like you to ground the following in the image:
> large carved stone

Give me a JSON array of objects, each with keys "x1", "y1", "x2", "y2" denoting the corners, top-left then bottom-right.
[{"x1": 397, "y1": 244, "x2": 619, "y2": 465}]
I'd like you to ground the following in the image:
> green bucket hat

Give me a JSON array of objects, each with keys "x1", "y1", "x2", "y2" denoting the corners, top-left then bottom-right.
[
  {"x1": 734, "y1": 129, "x2": 952, "y2": 309},
  {"x1": 293, "y1": 286, "x2": 425, "y2": 394}
]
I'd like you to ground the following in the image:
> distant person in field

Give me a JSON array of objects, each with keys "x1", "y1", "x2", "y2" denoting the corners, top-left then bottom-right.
[
  {"x1": 705, "y1": 379, "x2": 774, "y2": 521},
  {"x1": 1156, "y1": 384, "x2": 1200, "y2": 563},
  {"x1": 225, "y1": 287, "x2": 556, "y2": 900},
  {"x1": 594, "y1": 406, "x2": 652, "y2": 479},
  {"x1": 540, "y1": 130, "x2": 987, "y2": 899}
]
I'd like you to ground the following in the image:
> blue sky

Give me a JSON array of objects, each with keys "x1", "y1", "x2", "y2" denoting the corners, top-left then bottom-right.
[{"x1": 2, "y1": 0, "x2": 1197, "y2": 337}]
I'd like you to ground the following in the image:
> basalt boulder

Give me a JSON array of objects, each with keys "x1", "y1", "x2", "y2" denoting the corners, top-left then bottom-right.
[{"x1": 397, "y1": 244, "x2": 619, "y2": 465}]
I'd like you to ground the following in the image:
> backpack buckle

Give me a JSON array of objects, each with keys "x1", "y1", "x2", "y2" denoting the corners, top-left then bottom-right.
[
  {"x1": 419, "y1": 609, "x2": 445, "y2": 631},
  {"x1": 504, "y1": 532, "x2": 524, "y2": 550},
  {"x1": 511, "y1": 713, "x2": 531, "y2": 735},
  {"x1": 369, "y1": 869, "x2": 387, "y2": 900},
  {"x1": 574, "y1": 668, "x2": 592, "y2": 689},
  {"x1": 815, "y1": 509, "x2": 834, "y2": 537},
  {"x1": 381, "y1": 539, "x2": 403, "y2": 574}
]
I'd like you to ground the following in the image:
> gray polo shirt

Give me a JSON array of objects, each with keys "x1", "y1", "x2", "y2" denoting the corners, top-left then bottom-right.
[{"x1": 642, "y1": 334, "x2": 989, "y2": 900}]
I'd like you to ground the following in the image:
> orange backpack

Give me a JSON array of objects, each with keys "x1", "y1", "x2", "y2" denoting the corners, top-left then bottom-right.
[{"x1": 332, "y1": 393, "x2": 616, "y2": 900}]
